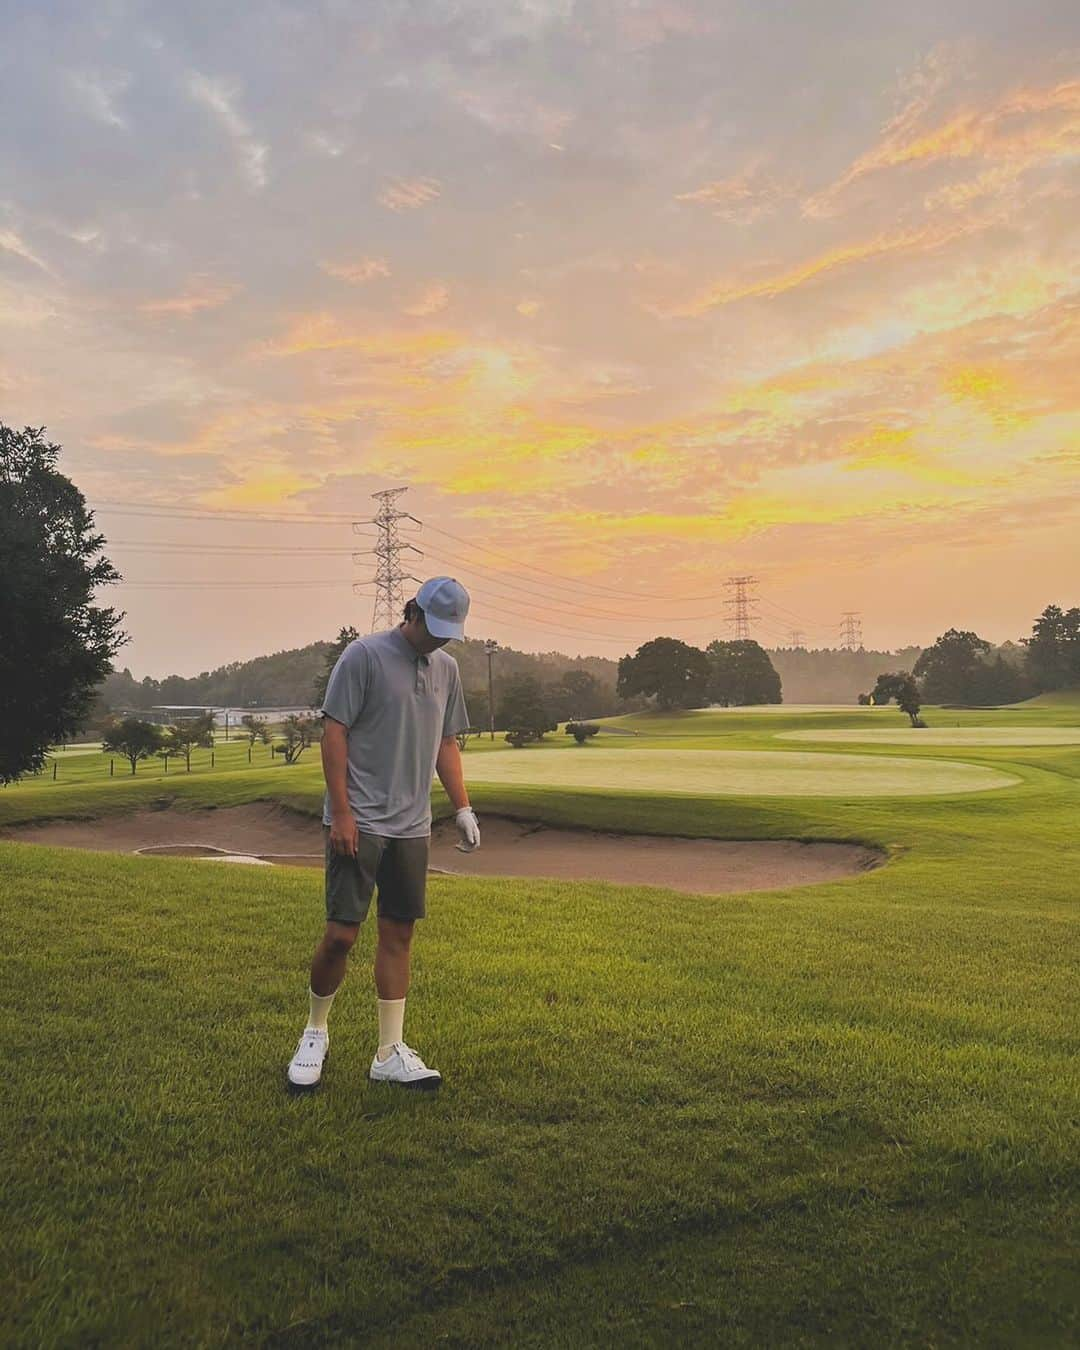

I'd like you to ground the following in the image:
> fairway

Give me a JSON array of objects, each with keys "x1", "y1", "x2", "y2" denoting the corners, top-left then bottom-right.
[
  {"x1": 2, "y1": 697, "x2": 1078, "y2": 1346},
  {"x1": 460, "y1": 746, "x2": 1020, "y2": 796},
  {"x1": 778, "y1": 727, "x2": 1080, "y2": 746}
]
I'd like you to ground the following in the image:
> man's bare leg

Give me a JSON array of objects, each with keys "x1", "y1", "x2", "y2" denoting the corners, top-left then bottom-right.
[
  {"x1": 310, "y1": 920, "x2": 360, "y2": 997},
  {"x1": 374, "y1": 916, "x2": 414, "y2": 999}
]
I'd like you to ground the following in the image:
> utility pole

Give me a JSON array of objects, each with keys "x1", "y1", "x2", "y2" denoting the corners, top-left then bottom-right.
[
  {"x1": 485, "y1": 639, "x2": 498, "y2": 740},
  {"x1": 788, "y1": 630, "x2": 805, "y2": 649},
  {"x1": 352, "y1": 487, "x2": 423, "y2": 633},
  {"x1": 840, "y1": 612, "x2": 863, "y2": 651},
  {"x1": 723, "y1": 575, "x2": 759, "y2": 640}
]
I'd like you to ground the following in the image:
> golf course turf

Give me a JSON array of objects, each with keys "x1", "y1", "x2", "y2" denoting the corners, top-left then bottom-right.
[{"x1": 1, "y1": 699, "x2": 1078, "y2": 1346}]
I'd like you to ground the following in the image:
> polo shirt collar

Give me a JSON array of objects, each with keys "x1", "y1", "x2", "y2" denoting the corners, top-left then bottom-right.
[{"x1": 391, "y1": 626, "x2": 428, "y2": 664}]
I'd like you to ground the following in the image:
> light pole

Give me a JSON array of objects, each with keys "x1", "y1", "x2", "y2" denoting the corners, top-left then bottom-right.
[{"x1": 484, "y1": 639, "x2": 499, "y2": 741}]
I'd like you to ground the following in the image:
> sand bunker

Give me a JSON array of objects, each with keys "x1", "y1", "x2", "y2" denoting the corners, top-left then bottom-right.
[{"x1": 0, "y1": 802, "x2": 885, "y2": 895}]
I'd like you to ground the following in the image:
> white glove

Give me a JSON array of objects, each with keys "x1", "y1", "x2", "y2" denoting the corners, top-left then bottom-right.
[{"x1": 455, "y1": 806, "x2": 480, "y2": 852}]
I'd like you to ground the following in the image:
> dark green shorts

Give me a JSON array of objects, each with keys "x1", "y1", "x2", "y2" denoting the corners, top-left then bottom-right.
[{"x1": 324, "y1": 826, "x2": 429, "y2": 925}]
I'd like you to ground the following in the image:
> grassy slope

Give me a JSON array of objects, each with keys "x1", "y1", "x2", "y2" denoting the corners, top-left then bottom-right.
[{"x1": 1, "y1": 703, "x2": 1078, "y2": 1346}]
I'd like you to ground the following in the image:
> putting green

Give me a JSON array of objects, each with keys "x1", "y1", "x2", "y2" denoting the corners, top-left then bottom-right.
[
  {"x1": 777, "y1": 728, "x2": 1080, "y2": 746},
  {"x1": 460, "y1": 747, "x2": 1019, "y2": 797}
]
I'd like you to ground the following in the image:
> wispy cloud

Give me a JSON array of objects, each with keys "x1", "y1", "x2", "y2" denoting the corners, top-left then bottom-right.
[
  {"x1": 139, "y1": 276, "x2": 240, "y2": 316},
  {"x1": 659, "y1": 217, "x2": 984, "y2": 317},
  {"x1": 403, "y1": 283, "x2": 449, "y2": 316},
  {"x1": 319, "y1": 256, "x2": 390, "y2": 284},
  {"x1": 188, "y1": 73, "x2": 268, "y2": 190},
  {"x1": 0, "y1": 229, "x2": 50, "y2": 273},
  {"x1": 69, "y1": 69, "x2": 130, "y2": 129},
  {"x1": 377, "y1": 177, "x2": 441, "y2": 211},
  {"x1": 805, "y1": 75, "x2": 1080, "y2": 217},
  {"x1": 675, "y1": 166, "x2": 793, "y2": 222}
]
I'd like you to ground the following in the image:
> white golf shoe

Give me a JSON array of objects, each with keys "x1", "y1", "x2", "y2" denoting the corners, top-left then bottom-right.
[
  {"x1": 369, "y1": 1041, "x2": 442, "y2": 1090},
  {"x1": 286, "y1": 1026, "x2": 329, "y2": 1091}
]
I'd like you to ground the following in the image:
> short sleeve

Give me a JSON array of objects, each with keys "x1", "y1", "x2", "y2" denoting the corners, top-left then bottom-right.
[
  {"x1": 441, "y1": 663, "x2": 470, "y2": 738},
  {"x1": 320, "y1": 641, "x2": 370, "y2": 728}
]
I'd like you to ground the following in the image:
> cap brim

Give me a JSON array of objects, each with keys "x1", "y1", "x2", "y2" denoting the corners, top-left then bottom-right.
[{"x1": 424, "y1": 614, "x2": 465, "y2": 639}]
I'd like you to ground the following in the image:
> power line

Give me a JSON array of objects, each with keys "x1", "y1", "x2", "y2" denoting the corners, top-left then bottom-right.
[
  {"x1": 107, "y1": 540, "x2": 367, "y2": 555},
  {"x1": 90, "y1": 497, "x2": 856, "y2": 639},
  {"x1": 111, "y1": 579, "x2": 357, "y2": 589},
  {"x1": 417, "y1": 518, "x2": 725, "y2": 603},
  {"x1": 90, "y1": 500, "x2": 357, "y2": 525}
]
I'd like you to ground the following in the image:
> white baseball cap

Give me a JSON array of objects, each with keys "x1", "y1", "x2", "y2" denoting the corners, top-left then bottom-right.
[{"x1": 416, "y1": 576, "x2": 470, "y2": 639}]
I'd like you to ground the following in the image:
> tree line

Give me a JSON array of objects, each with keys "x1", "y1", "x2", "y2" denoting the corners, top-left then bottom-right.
[{"x1": 2, "y1": 422, "x2": 1076, "y2": 784}]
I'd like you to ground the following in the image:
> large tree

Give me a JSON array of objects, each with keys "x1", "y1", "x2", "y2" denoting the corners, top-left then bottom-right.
[
  {"x1": 617, "y1": 637, "x2": 711, "y2": 711},
  {"x1": 870, "y1": 672, "x2": 923, "y2": 726},
  {"x1": 0, "y1": 424, "x2": 127, "y2": 783},
  {"x1": 495, "y1": 675, "x2": 558, "y2": 740},
  {"x1": 705, "y1": 639, "x2": 782, "y2": 706},
  {"x1": 1022, "y1": 604, "x2": 1080, "y2": 692},
  {"x1": 912, "y1": 629, "x2": 992, "y2": 704},
  {"x1": 312, "y1": 625, "x2": 361, "y2": 706}
]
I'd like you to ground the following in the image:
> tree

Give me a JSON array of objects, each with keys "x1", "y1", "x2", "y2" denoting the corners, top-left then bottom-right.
[
  {"x1": 566, "y1": 721, "x2": 600, "y2": 744},
  {"x1": 1022, "y1": 604, "x2": 1080, "y2": 692},
  {"x1": 547, "y1": 669, "x2": 602, "y2": 722},
  {"x1": 161, "y1": 713, "x2": 215, "y2": 772},
  {"x1": 276, "y1": 713, "x2": 320, "y2": 764},
  {"x1": 241, "y1": 713, "x2": 271, "y2": 746},
  {"x1": 312, "y1": 626, "x2": 361, "y2": 706},
  {"x1": 101, "y1": 716, "x2": 166, "y2": 774},
  {"x1": 870, "y1": 672, "x2": 924, "y2": 727},
  {"x1": 967, "y1": 654, "x2": 1029, "y2": 706},
  {"x1": 705, "y1": 639, "x2": 782, "y2": 706},
  {"x1": 912, "y1": 629, "x2": 992, "y2": 704},
  {"x1": 617, "y1": 638, "x2": 710, "y2": 711},
  {"x1": 505, "y1": 728, "x2": 541, "y2": 748},
  {"x1": 0, "y1": 424, "x2": 127, "y2": 783},
  {"x1": 496, "y1": 675, "x2": 558, "y2": 741}
]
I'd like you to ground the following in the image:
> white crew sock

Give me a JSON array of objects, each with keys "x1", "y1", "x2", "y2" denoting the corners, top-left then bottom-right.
[
  {"x1": 308, "y1": 983, "x2": 340, "y2": 1032},
  {"x1": 376, "y1": 997, "x2": 406, "y2": 1061}
]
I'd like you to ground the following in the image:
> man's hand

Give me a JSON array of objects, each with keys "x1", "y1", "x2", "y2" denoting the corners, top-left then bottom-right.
[
  {"x1": 455, "y1": 806, "x2": 480, "y2": 852},
  {"x1": 329, "y1": 811, "x2": 359, "y2": 857}
]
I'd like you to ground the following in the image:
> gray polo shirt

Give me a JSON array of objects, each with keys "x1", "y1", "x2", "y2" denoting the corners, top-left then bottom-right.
[{"x1": 319, "y1": 626, "x2": 470, "y2": 837}]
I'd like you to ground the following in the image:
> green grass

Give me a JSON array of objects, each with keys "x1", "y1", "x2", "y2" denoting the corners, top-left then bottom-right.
[{"x1": 1, "y1": 701, "x2": 1078, "y2": 1346}]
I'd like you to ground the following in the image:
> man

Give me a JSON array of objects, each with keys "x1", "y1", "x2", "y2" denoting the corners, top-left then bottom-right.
[{"x1": 286, "y1": 576, "x2": 480, "y2": 1092}]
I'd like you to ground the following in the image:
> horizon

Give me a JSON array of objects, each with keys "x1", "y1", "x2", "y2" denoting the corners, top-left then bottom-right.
[
  {"x1": 4, "y1": 1, "x2": 1078, "y2": 675},
  {"x1": 110, "y1": 626, "x2": 1026, "y2": 686}
]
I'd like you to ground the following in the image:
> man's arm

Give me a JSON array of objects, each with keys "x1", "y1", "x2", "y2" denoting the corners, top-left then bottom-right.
[
  {"x1": 434, "y1": 734, "x2": 470, "y2": 811},
  {"x1": 321, "y1": 717, "x2": 357, "y2": 856}
]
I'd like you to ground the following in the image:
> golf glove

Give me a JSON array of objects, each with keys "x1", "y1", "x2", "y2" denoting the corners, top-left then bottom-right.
[{"x1": 455, "y1": 806, "x2": 480, "y2": 852}]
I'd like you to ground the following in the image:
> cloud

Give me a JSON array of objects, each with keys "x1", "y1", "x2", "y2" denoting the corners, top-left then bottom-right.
[
  {"x1": 188, "y1": 73, "x2": 269, "y2": 190},
  {"x1": 0, "y1": 229, "x2": 50, "y2": 273},
  {"x1": 139, "y1": 276, "x2": 240, "y2": 316},
  {"x1": 675, "y1": 166, "x2": 793, "y2": 222},
  {"x1": 253, "y1": 312, "x2": 459, "y2": 360},
  {"x1": 377, "y1": 178, "x2": 441, "y2": 211},
  {"x1": 805, "y1": 74, "x2": 1080, "y2": 217},
  {"x1": 69, "y1": 70, "x2": 130, "y2": 130},
  {"x1": 320, "y1": 256, "x2": 390, "y2": 284},
  {"x1": 403, "y1": 283, "x2": 449, "y2": 316},
  {"x1": 201, "y1": 468, "x2": 322, "y2": 509},
  {"x1": 516, "y1": 298, "x2": 543, "y2": 317},
  {"x1": 660, "y1": 216, "x2": 983, "y2": 317}
]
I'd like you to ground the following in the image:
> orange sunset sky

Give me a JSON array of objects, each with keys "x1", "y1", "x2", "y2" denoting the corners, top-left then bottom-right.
[{"x1": 2, "y1": 2, "x2": 1078, "y2": 677}]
